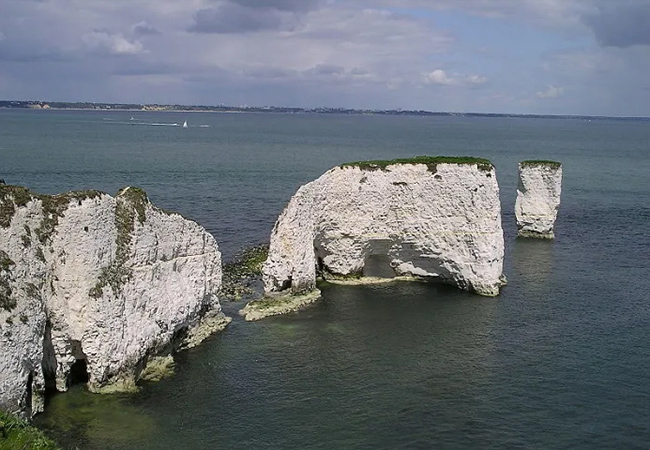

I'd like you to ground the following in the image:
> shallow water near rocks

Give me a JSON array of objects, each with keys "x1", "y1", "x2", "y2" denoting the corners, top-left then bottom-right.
[{"x1": 2, "y1": 110, "x2": 650, "y2": 448}]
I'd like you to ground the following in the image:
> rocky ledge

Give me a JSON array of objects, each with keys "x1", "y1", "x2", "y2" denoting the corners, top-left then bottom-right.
[
  {"x1": 0, "y1": 185, "x2": 228, "y2": 418},
  {"x1": 239, "y1": 289, "x2": 321, "y2": 321}
]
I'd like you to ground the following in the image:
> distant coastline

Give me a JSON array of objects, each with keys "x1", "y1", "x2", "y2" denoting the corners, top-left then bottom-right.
[{"x1": 1, "y1": 100, "x2": 648, "y2": 121}]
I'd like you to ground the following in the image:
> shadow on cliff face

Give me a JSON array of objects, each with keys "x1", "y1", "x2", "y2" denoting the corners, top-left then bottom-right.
[
  {"x1": 42, "y1": 323, "x2": 90, "y2": 392},
  {"x1": 42, "y1": 321, "x2": 58, "y2": 392},
  {"x1": 66, "y1": 340, "x2": 90, "y2": 387},
  {"x1": 363, "y1": 253, "x2": 396, "y2": 278},
  {"x1": 315, "y1": 238, "x2": 398, "y2": 280}
]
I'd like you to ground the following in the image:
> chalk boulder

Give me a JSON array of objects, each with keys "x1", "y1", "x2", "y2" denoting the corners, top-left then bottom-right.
[
  {"x1": 0, "y1": 185, "x2": 227, "y2": 418},
  {"x1": 515, "y1": 161, "x2": 562, "y2": 239},
  {"x1": 262, "y1": 157, "x2": 506, "y2": 308}
]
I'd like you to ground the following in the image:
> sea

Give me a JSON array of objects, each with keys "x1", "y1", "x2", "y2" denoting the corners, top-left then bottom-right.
[{"x1": 1, "y1": 109, "x2": 650, "y2": 449}]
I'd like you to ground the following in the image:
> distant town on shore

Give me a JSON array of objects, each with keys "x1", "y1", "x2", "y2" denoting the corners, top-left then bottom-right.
[{"x1": 1, "y1": 100, "x2": 647, "y2": 121}]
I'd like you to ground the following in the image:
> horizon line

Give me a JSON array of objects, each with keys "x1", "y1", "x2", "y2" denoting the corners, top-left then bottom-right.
[{"x1": 1, "y1": 99, "x2": 649, "y2": 120}]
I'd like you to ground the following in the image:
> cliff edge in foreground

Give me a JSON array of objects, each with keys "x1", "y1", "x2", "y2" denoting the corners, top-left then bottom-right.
[
  {"x1": 0, "y1": 185, "x2": 227, "y2": 418},
  {"x1": 515, "y1": 160, "x2": 562, "y2": 239},
  {"x1": 249, "y1": 156, "x2": 505, "y2": 320}
]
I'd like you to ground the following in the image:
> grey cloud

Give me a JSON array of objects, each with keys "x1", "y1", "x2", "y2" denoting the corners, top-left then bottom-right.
[
  {"x1": 423, "y1": 69, "x2": 487, "y2": 87},
  {"x1": 242, "y1": 66, "x2": 297, "y2": 79},
  {"x1": 350, "y1": 67, "x2": 369, "y2": 76},
  {"x1": 112, "y1": 61, "x2": 182, "y2": 76},
  {"x1": 583, "y1": 3, "x2": 650, "y2": 47},
  {"x1": 82, "y1": 30, "x2": 145, "y2": 55},
  {"x1": 308, "y1": 64, "x2": 345, "y2": 76},
  {"x1": 133, "y1": 21, "x2": 160, "y2": 37},
  {"x1": 536, "y1": 85, "x2": 564, "y2": 99},
  {"x1": 0, "y1": 41, "x2": 73, "y2": 62},
  {"x1": 188, "y1": 4, "x2": 284, "y2": 33},
  {"x1": 298, "y1": 27, "x2": 351, "y2": 40},
  {"x1": 228, "y1": 0, "x2": 321, "y2": 12}
]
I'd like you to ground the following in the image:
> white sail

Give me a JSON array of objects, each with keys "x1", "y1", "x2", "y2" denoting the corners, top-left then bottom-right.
[{"x1": 183, "y1": 120, "x2": 188, "y2": 128}]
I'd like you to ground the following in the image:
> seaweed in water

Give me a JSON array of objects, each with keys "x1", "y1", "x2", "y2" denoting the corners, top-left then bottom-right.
[{"x1": 220, "y1": 244, "x2": 269, "y2": 300}]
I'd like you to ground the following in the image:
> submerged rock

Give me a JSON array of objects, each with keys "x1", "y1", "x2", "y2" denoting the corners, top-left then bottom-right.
[
  {"x1": 0, "y1": 185, "x2": 227, "y2": 418},
  {"x1": 260, "y1": 156, "x2": 506, "y2": 314},
  {"x1": 515, "y1": 160, "x2": 563, "y2": 239},
  {"x1": 239, "y1": 289, "x2": 321, "y2": 322},
  {"x1": 220, "y1": 244, "x2": 268, "y2": 300}
]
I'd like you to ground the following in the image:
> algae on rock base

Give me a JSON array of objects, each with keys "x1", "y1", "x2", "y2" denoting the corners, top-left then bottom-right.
[
  {"x1": 0, "y1": 410, "x2": 61, "y2": 450},
  {"x1": 137, "y1": 356, "x2": 175, "y2": 383},
  {"x1": 239, "y1": 290, "x2": 321, "y2": 322}
]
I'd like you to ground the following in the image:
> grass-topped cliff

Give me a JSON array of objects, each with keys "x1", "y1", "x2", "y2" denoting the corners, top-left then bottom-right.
[
  {"x1": 0, "y1": 185, "x2": 103, "y2": 236},
  {"x1": 0, "y1": 410, "x2": 60, "y2": 450},
  {"x1": 340, "y1": 156, "x2": 493, "y2": 172},
  {"x1": 520, "y1": 160, "x2": 562, "y2": 169}
]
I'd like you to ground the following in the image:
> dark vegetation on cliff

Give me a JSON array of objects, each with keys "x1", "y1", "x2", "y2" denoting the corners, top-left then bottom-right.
[
  {"x1": 0, "y1": 251, "x2": 15, "y2": 312},
  {"x1": 0, "y1": 185, "x2": 103, "y2": 240},
  {"x1": 1, "y1": 183, "x2": 200, "y2": 303},
  {"x1": 0, "y1": 410, "x2": 60, "y2": 450},
  {"x1": 340, "y1": 156, "x2": 493, "y2": 172},
  {"x1": 89, "y1": 187, "x2": 148, "y2": 299},
  {"x1": 520, "y1": 160, "x2": 562, "y2": 169}
]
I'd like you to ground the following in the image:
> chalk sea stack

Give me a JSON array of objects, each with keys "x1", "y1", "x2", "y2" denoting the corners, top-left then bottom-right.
[
  {"x1": 242, "y1": 156, "x2": 506, "y2": 321},
  {"x1": 0, "y1": 185, "x2": 227, "y2": 418},
  {"x1": 515, "y1": 160, "x2": 562, "y2": 239}
]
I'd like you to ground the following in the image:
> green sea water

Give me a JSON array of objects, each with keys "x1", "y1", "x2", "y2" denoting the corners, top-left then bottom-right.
[{"x1": 1, "y1": 110, "x2": 650, "y2": 449}]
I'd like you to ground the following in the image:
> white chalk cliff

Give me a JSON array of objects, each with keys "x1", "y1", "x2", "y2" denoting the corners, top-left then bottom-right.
[
  {"x1": 262, "y1": 157, "x2": 506, "y2": 302},
  {"x1": 0, "y1": 185, "x2": 227, "y2": 418},
  {"x1": 515, "y1": 161, "x2": 562, "y2": 239}
]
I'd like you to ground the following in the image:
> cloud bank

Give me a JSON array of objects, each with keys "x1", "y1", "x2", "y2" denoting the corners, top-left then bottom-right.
[{"x1": 0, "y1": 0, "x2": 649, "y2": 115}]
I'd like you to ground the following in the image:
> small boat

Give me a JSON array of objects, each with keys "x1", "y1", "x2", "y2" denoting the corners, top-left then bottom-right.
[
  {"x1": 182, "y1": 120, "x2": 188, "y2": 128},
  {"x1": 130, "y1": 116, "x2": 135, "y2": 121}
]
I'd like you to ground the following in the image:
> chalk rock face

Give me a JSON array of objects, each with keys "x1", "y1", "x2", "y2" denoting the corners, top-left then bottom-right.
[
  {"x1": 263, "y1": 158, "x2": 506, "y2": 299},
  {"x1": 515, "y1": 161, "x2": 562, "y2": 239},
  {"x1": 0, "y1": 185, "x2": 225, "y2": 418}
]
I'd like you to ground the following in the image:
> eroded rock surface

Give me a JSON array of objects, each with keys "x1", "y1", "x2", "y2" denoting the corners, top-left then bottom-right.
[
  {"x1": 515, "y1": 161, "x2": 562, "y2": 239},
  {"x1": 0, "y1": 185, "x2": 226, "y2": 418},
  {"x1": 262, "y1": 157, "x2": 506, "y2": 305}
]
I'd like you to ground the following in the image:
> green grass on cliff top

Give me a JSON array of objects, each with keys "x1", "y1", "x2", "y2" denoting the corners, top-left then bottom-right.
[
  {"x1": 520, "y1": 160, "x2": 562, "y2": 168},
  {"x1": 0, "y1": 410, "x2": 61, "y2": 450},
  {"x1": 340, "y1": 156, "x2": 493, "y2": 172}
]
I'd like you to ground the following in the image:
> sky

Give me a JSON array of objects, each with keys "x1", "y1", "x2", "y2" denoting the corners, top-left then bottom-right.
[{"x1": 1, "y1": 0, "x2": 650, "y2": 116}]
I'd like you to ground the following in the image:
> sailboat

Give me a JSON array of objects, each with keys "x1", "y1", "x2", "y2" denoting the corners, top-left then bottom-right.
[{"x1": 182, "y1": 120, "x2": 188, "y2": 128}]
